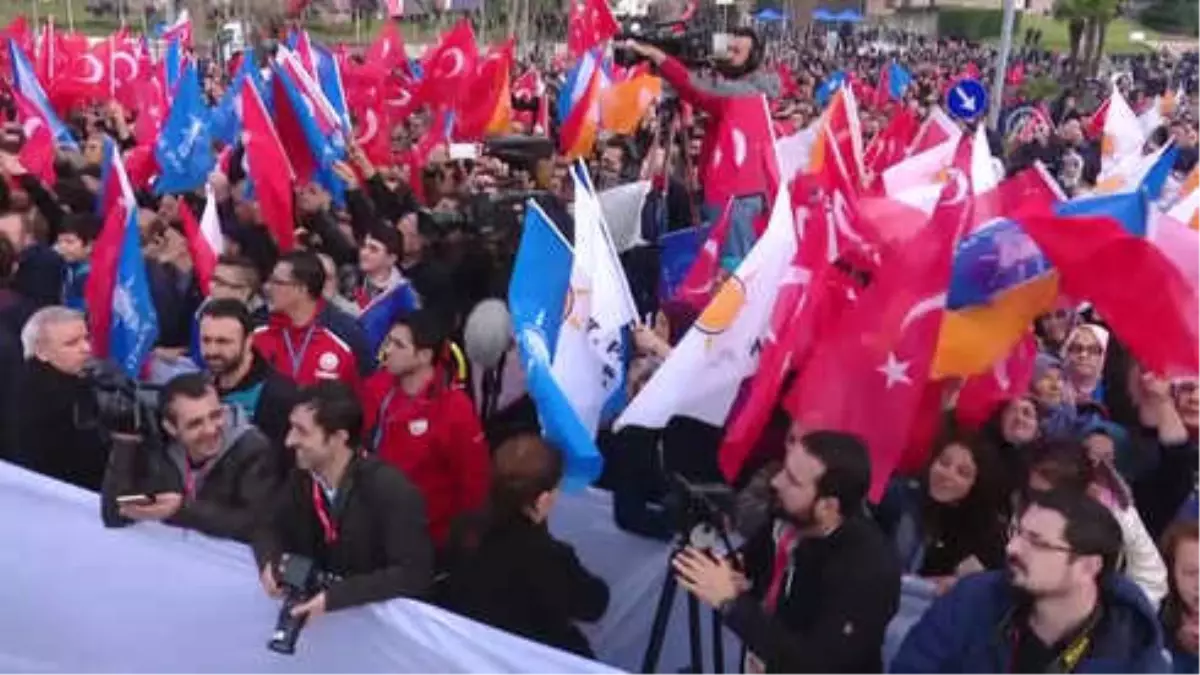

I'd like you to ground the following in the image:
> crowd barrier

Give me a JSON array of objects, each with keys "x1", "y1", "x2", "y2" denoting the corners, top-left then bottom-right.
[{"x1": 0, "y1": 461, "x2": 935, "y2": 673}]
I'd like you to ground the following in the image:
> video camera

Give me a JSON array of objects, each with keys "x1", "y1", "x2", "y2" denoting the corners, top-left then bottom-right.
[
  {"x1": 664, "y1": 474, "x2": 737, "y2": 553},
  {"x1": 268, "y1": 554, "x2": 338, "y2": 655},
  {"x1": 614, "y1": 20, "x2": 711, "y2": 69},
  {"x1": 85, "y1": 360, "x2": 164, "y2": 440}
]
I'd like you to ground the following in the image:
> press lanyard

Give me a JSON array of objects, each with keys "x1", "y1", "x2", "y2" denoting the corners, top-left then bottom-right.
[
  {"x1": 370, "y1": 387, "x2": 399, "y2": 452},
  {"x1": 282, "y1": 324, "x2": 318, "y2": 378},
  {"x1": 311, "y1": 480, "x2": 339, "y2": 544}
]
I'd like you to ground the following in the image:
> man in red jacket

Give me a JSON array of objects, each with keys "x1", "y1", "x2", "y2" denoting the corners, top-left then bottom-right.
[
  {"x1": 253, "y1": 251, "x2": 373, "y2": 389},
  {"x1": 363, "y1": 309, "x2": 490, "y2": 547}
]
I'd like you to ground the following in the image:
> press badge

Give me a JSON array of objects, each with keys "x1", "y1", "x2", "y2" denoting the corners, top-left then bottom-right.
[{"x1": 408, "y1": 419, "x2": 429, "y2": 436}]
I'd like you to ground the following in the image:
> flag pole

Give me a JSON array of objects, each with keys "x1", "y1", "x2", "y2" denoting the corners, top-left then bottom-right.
[
  {"x1": 988, "y1": 0, "x2": 1016, "y2": 130},
  {"x1": 32, "y1": 1, "x2": 40, "y2": 35},
  {"x1": 66, "y1": 0, "x2": 75, "y2": 33}
]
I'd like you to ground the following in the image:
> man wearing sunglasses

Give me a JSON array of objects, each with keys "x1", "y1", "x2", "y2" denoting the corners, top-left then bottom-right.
[{"x1": 893, "y1": 488, "x2": 1169, "y2": 673}]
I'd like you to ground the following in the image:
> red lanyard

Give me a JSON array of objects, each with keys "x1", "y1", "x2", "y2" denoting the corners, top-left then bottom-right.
[
  {"x1": 763, "y1": 527, "x2": 798, "y2": 614},
  {"x1": 311, "y1": 481, "x2": 339, "y2": 544},
  {"x1": 183, "y1": 461, "x2": 196, "y2": 499}
]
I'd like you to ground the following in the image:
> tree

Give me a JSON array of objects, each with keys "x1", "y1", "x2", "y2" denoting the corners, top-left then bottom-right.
[{"x1": 1052, "y1": 0, "x2": 1118, "y2": 79}]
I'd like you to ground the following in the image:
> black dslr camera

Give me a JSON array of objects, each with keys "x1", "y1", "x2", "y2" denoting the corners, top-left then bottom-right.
[
  {"x1": 614, "y1": 20, "x2": 711, "y2": 68},
  {"x1": 268, "y1": 555, "x2": 337, "y2": 655},
  {"x1": 665, "y1": 474, "x2": 737, "y2": 553},
  {"x1": 84, "y1": 360, "x2": 163, "y2": 439}
]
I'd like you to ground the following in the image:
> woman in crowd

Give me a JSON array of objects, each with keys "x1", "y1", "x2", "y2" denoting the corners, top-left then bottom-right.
[
  {"x1": 439, "y1": 434, "x2": 610, "y2": 658},
  {"x1": 1025, "y1": 440, "x2": 1168, "y2": 607},
  {"x1": 875, "y1": 432, "x2": 1008, "y2": 594},
  {"x1": 1061, "y1": 322, "x2": 1110, "y2": 405},
  {"x1": 1160, "y1": 519, "x2": 1199, "y2": 673},
  {"x1": 979, "y1": 396, "x2": 1041, "y2": 497}
]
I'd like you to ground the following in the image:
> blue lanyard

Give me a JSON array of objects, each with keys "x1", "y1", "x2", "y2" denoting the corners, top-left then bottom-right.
[
  {"x1": 282, "y1": 324, "x2": 318, "y2": 378},
  {"x1": 371, "y1": 388, "x2": 398, "y2": 452}
]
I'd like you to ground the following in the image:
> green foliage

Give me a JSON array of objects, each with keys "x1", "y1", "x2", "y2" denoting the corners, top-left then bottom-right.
[
  {"x1": 937, "y1": 8, "x2": 1023, "y2": 41},
  {"x1": 1021, "y1": 74, "x2": 1062, "y2": 101},
  {"x1": 1140, "y1": 0, "x2": 1199, "y2": 36}
]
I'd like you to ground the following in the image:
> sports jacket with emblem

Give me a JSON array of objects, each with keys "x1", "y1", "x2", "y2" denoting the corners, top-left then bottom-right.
[{"x1": 252, "y1": 302, "x2": 373, "y2": 389}]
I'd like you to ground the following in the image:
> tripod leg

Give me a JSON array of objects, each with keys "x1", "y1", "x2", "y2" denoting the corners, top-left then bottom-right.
[
  {"x1": 641, "y1": 568, "x2": 679, "y2": 673},
  {"x1": 687, "y1": 592, "x2": 703, "y2": 673},
  {"x1": 711, "y1": 609, "x2": 724, "y2": 674}
]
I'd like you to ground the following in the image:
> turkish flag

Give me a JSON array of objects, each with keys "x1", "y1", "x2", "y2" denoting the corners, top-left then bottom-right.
[
  {"x1": 863, "y1": 105, "x2": 919, "y2": 186},
  {"x1": 129, "y1": 68, "x2": 168, "y2": 146},
  {"x1": 954, "y1": 332, "x2": 1038, "y2": 430},
  {"x1": 785, "y1": 138, "x2": 974, "y2": 500},
  {"x1": 704, "y1": 95, "x2": 779, "y2": 207},
  {"x1": 365, "y1": 21, "x2": 410, "y2": 76},
  {"x1": 455, "y1": 39, "x2": 514, "y2": 141},
  {"x1": 1016, "y1": 211, "x2": 1200, "y2": 378},
  {"x1": 94, "y1": 36, "x2": 141, "y2": 98},
  {"x1": 419, "y1": 19, "x2": 478, "y2": 107},
  {"x1": 673, "y1": 199, "x2": 736, "y2": 313},
  {"x1": 10, "y1": 89, "x2": 57, "y2": 186},
  {"x1": 567, "y1": 0, "x2": 620, "y2": 58},
  {"x1": 242, "y1": 79, "x2": 296, "y2": 252}
]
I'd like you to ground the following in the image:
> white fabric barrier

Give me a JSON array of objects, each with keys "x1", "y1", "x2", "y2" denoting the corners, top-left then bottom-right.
[
  {"x1": 0, "y1": 462, "x2": 618, "y2": 674},
  {"x1": 549, "y1": 489, "x2": 935, "y2": 673}
]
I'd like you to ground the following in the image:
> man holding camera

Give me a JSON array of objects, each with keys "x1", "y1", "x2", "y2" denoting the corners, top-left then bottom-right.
[
  {"x1": 100, "y1": 373, "x2": 279, "y2": 543},
  {"x1": 254, "y1": 381, "x2": 434, "y2": 619},
  {"x1": 670, "y1": 429, "x2": 901, "y2": 673}
]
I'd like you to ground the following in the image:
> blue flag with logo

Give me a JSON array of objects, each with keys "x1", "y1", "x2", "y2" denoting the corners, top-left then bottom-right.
[
  {"x1": 155, "y1": 62, "x2": 214, "y2": 195},
  {"x1": 313, "y1": 42, "x2": 351, "y2": 130},
  {"x1": 887, "y1": 61, "x2": 912, "y2": 100},
  {"x1": 657, "y1": 224, "x2": 709, "y2": 302},
  {"x1": 164, "y1": 37, "x2": 183, "y2": 95},
  {"x1": 7, "y1": 40, "x2": 78, "y2": 150},
  {"x1": 815, "y1": 70, "x2": 845, "y2": 108},
  {"x1": 359, "y1": 282, "x2": 420, "y2": 358},
  {"x1": 210, "y1": 48, "x2": 260, "y2": 146},
  {"x1": 270, "y1": 63, "x2": 347, "y2": 208},
  {"x1": 110, "y1": 207, "x2": 160, "y2": 378},
  {"x1": 508, "y1": 201, "x2": 603, "y2": 490}
]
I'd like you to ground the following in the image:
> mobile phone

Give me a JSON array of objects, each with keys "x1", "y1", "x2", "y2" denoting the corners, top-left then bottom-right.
[
  {"x1": 116, "y1": 494, "x2": 156, "y2": 507},
  {"x1": 448, "y1": 143, "x2": 480, "y2": 160}
]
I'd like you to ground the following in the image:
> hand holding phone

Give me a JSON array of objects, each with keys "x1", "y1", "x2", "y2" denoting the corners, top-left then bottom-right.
[{"x1": 116, "y1": 494, "x2": 157, "y2": 507}]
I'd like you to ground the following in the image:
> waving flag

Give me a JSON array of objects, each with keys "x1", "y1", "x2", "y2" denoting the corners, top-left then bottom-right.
[
  {"x1": 884, "y1": 61, "x2": 912, "y2": 101},
  {"x1": 360, "y1": 282, "x2": 420, "y2": 357},
  {"x1": 156, "y1": 9, "x2": 192, "y2": 48},
  {"x1": 419, "y1": 19, "x2": 478, "y2": 106},
  {"x1": 509, "y1": 200, "x2": 603, "y2": 489},
  {"x1": 671, "y1": 199, "x2": 735, "y2": 312},
  {"x1": 567, "y1": 0, "x2": 619, "y2": 58},
  {"x1": 242, "y1": 78, "x2": 296, "y2": 252},
  {"x1": 177, "y1": 188, "x2": 224, "y2": 295},
  {"x1": 7, "y1": 39, "x2": 78, "y2": 150},
  {"x1": 558, "y1": 52, "x2": 604, "y2": 160},
  {"x1": 94, "y1": 135, "x2": 121, "y2": 217},
  {"x1": 1092, "y1": 141, "x2": 1178, "y2": 198},
  {"x1": 155, "y1": 61, "x2": 214, "y2": 195},
  {"x1": 313, "y1": 41, "x2": 352, "y2": 131},
  {"x1": 454, "y1": 39, "x2": 513, "y2": 140},
  {"x1": 552, "y1": 164, "x2": 638, "y2": 438},
  {"x1": 1091, "y1": 84, "x2": 1145, "y2": 176},
  {"x1": 815, "y1": 71, "x2": 846, "y2": 108},
  {"x1": 209, "y1": 48, "x2": 259, "y2": 146},
  {"x1": 270, "y1": 63, "x2": 345, "y2": 205},
  {"x1": 600, "y1": 74, "x2": 661, "y2": 135},
  {"x1": 365, "y1": 21, "x2": 410, "y2": 75},
  {"x1": 706, "y1": 95, "x2": 781, "y2": 206},
  {"x1": 615, "y1": 184, "x2": 798, "y2": 431},
  {"x1": 658, "y1": 224, "x2": 710, "y2": 302},
  {"x1": 10, "y1": 88, "x2": 57, "y2": 185},
  {"x1": 163, "y1": 36, "x2": 183, "y2": 96}
]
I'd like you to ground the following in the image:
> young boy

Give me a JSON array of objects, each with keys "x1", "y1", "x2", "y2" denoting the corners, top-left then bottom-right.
[{"x1": 53, "y1": 214, "x2": 100, "y2": 311}]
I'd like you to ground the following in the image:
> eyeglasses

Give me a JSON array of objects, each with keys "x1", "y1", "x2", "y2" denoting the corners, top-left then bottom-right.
[
  {"x1": 266, "y1": 276, "x2": 300, "y2": 287},
  {"x1": 1008, "y1": 524, "x2": 1074, "y2": 554},
  {"x1": 1067, "y1": 344, "x2": 1103, "y2": 357}
]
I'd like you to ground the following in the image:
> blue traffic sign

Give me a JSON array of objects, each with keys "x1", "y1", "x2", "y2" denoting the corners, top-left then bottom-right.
[{"x1": 946, "y1": 78, "x2": 989, "y2": 121}]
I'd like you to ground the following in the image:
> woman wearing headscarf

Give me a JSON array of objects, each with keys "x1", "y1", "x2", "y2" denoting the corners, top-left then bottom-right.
[
  {"x1": 1060, "y1": 322, "x2": 1110, "y2": 405},
  {"x1": 979, "y1": 396, "x2": 1041, "y2": 499}
]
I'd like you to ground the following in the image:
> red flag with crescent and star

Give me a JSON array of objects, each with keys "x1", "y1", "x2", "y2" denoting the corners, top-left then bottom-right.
[
  {"x1": 784, "y1": 137, "x2": 975, "y2": 501},
  {"x1": 419, "y1": 18, "x2": 478, "y2": 107}
]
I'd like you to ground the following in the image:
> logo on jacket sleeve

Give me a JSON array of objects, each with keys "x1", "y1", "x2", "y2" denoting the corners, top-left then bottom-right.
[{"x1": 318, "y1": 351, "x2": 340, "y2": 374}]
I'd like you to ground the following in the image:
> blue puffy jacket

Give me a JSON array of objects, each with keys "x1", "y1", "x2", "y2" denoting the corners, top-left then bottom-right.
[{"x1": 891, "y1": 571, "x2": 1170, "y2": 673}]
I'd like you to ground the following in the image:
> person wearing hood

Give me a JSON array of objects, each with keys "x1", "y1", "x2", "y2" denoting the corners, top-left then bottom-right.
[
  {"x1": 1061, "y1": 323, "x2": 1110, "y2": 405},
  {"x1": 1031, "y1": 353, "x2": 1082, "y2": 440},
  {"x1": 892, "y1": 488, "x2": 1170, "y2": 673},
  {"x1": 875, "y1": 432, "x2": 1009, "y2": 595},
  {"x1": 101, "y1": 373, "x2": 279, "y2": 543}
]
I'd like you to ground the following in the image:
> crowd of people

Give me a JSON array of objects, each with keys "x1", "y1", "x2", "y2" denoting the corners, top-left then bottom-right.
[{"x1": 0, "y1": 9, "x2": 1197, "y2": 673}]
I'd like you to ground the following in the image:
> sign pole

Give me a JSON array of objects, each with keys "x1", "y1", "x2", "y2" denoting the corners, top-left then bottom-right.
[{"x1": 988, "y1": 0, "x2": 1016, "y2": 129}]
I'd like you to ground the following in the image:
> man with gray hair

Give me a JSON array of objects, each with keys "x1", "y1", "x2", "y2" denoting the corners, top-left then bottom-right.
[{"x1": 5, "y1": 305, "x2": 110, "y2": 492}]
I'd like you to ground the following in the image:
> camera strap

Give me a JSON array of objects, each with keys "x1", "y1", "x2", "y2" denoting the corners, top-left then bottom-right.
[{"x1": 311, "y1": 481, "x2": 339, "y2": 544}]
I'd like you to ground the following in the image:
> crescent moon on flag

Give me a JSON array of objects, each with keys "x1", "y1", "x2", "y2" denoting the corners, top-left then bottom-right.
[
  {"x1": 114, "y1": 51, "x2": 139, "y2": 81},
  {"x1": 79, "y1": 55, "x2": 104, "y2": 84},
  {"x1": 900, "y1": 292, "x2": 947, "y2": 332},
  {"x1": 441, "y1": 48, "x2": 465, "y2": 78},
  {"x1": 356, "y1": 109, "x2": 379, "y2": 145},
  {"x1": 732, "y1": 128, "x2": 748, "y2": 167},
  {"x1": 22, "y1": 117, "x2": 43, "y2": 140}
]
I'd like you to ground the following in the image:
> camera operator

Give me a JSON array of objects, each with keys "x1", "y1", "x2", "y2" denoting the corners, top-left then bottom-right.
[
  {"x1": 254, "y1": 381, "x2": 434, "y2": 618},
  {"x1": 100, "y1": 373, "x2": 279, "y2": 543},
  {"x1": 620, "y1": 27, "x2": 780, "y2": 103},
  {"x1": 7, "y1": 306, "x2": 109, "y2": 492},
  {"x1": 670, "y1": 429, "x2": 902, "y2": 673}
]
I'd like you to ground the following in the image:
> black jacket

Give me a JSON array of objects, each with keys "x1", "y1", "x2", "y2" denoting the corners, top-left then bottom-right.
[
  {"x1": 214, "y1": 354, "x2": 299, "y2": 479},
  {"x1": 723, "y1": 516, "x2": 902, "y2": 673},
  {"x1": 439, "y1": 514, "x2": 610, "y2": 657},
  {"x1": 100, "y1": 408, "x2": 279, "y2": 542},
  {"x1": 7, "y1": 358, "x2": 110, "y2": 492},
  {"x1": 253, "y1": 455, "x2": 434, "y2": 611}
]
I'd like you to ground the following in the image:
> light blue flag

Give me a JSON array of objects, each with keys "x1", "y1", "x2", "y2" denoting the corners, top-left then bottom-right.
[
  {"x1": 887, "y1": 61, "x2": 912, "y2": 100},
  {"x1": 165, "y1": 37, "x2": 183, "y2": 95},
  {"x1": 155, "y1": 61, "x2": 215, "y2": 195},
  {"x1": 7, "y1": 39, "x2": 78, "y2": 150},
  {"x1": 313, "y1": 42, "x2": 351, "y2": 131},
  {"x1": 270, "y1": 63, "x2": 347, "y2": 209},
  {"x1": 815, "y1": 70, "x2": 845, "y2": 108},
  {"x1": 110, "y1": 207, "x2": 160, "y2": 378},
  {"x1": 508, "y1": 201, "x2": 604, "y2": 489}
]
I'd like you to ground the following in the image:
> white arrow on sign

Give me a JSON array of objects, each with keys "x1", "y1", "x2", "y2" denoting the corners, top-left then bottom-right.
[{"x1": 955, "y1": 86, "x2": 977, "y2": 113}]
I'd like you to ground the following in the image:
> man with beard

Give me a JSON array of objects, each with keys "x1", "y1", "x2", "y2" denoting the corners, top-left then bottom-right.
[
  {"x1": 199, "y1": 299, "x2": 299, "y2": 478},
  {"x1": 671, "y1": 428, "x2": 901, "y2": 672},
  {"x1": 892, "y1": 489, "x2": 1169, "y2": 673}
]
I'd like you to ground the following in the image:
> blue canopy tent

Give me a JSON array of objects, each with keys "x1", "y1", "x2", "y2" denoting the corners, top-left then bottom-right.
[
  {"x1": 753, "y1": 7, "x2": 787, "y2": 21},
  {"x1": 834, "y1": 8, "x2": 864, "y2": 22},
  {"x1": 812, "y1": 8, "x2": 836, "y2": 20}
]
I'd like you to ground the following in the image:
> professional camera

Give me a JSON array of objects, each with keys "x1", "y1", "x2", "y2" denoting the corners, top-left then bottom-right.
[
  {"x1": 84, "y1": 360, "x2": 163, "y2": 438},
  {"x1": 268, "y1": 554, "x2": 337, "y2": 655},
  {"x1": 614, "y1": 20, "x2": 711, "y2": 68},
  {"x1": 664, "y1": 474, "x2": 737, "y2": 552}
]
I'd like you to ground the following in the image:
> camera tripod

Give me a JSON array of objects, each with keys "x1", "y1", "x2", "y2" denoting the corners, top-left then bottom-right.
[{"x1": 641, "y1": 525, "x2": 736, "y2": 674}]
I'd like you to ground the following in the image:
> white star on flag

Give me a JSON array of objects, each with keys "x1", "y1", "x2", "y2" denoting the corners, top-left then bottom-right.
[{"x1": 877, "y1": 352, "x2": 912, "y2": 388}]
